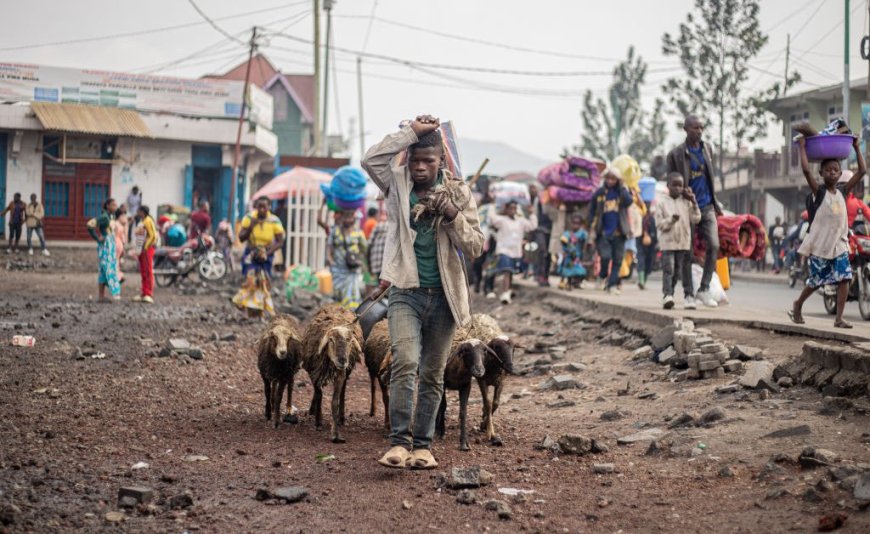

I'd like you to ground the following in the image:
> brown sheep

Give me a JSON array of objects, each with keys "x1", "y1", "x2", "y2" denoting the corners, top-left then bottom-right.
[
  {"x1": 256, "y1": 315, "x2": 305, "y2": 428},
  {"x1": 435, "y1": 334, "x2": 487, "y2": 451},
  {"x1": 302, "y1": 304, "x2": 363, "y2": 443},
  {"x1": 466, "y1": 313, "x2": 516, "y2": 446},
  {"x1": 363, "y1": 320, "x2": 391, "y2": 430}
]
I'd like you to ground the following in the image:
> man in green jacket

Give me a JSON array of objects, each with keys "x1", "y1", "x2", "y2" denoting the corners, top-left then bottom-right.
[{"x1": 363, "y1": 115, "x2": 484, "y2": 470}]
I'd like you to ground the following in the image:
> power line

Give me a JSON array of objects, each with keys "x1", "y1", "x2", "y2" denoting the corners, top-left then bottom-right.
[
  {"x1": 0, "y1": 2, "x2": 307, "y2": 52},
  {"x1": 763, "y1": 0, "x2": 820, "y2": 33},
  {"x1": 271, "y1": 31, "x2": 683, "y2": 77},
  {"x1": 133, "y1": 30, "x2": 249, "y2": 73},
  {"x1": 186, "y1": 0, "x2": 247, "y2": 44},
  {"x1": 334, "y1": 13, "x2": 669, "y2": 65},
  {"x1": 361, "y1": 0, "x2": 378, "y2": 52}
]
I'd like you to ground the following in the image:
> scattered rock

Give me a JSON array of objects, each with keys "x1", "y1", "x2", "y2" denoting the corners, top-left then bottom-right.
[
  {"x1": 117, "y1": 486, "x2": 153, "y2": 506},
  {"x1": 187, "y1": 348, "x2": 204, "y2": 360},
  {"x1": 168, "y1": 493, "x2": 193, "y2": 509},
  {"x1": 118, "y1": 496, "x2": 138, "y2": 509},
  {"x1": 402, "y1": 500, "x2": 412, "y2": 510},
  {"x1": 104, "y1": 511, "x2": 125, "y2": 523},
  {"x1": 777, "y1": 376, "x2": 794, "y2": 388},
  {"x1": 617, "y1": 428, "x2": 668, "y2": 445},
  {"x1": 539, "y1": 375, "x2": 582, "y2": 391},
  {"x1": 699, "y1": 407, "x2": 726, "y2": 426},
  {"x1": 731, "y1": 345, "x2": 763, "y2": 361},
  {"x1": 183, "y1": 454, "x2": 209, "y2": 462},
  {"x1": 536, "y1": 435, "x2": 561, "y2": 453},
  {"x1": 456, "y1": 489, "x2": 477, "y2": 505},
  {"x1": 799, "y1": 447, "x2": 839, "y2": 469},
  {"x1": 0, "y1": 504, "x2": 20, "y2": 526},
  {"x1": 820, "y1": 397, "x2": 855, "y2": 416},
  {"x1": 765, "y1": 487, "x2": 790, "y2": 500},
  {"x1": 739, "y1": 361, "x2": 778, "y2": 391},
  {"x1": 656, "y1": 347, "x2": 677, "y2": 365},
  {"x1": 668, "y1": 413, "x2": 695, "y2": 428},
  {"x1": 803, "y1": 487, "x2": 823, "y2": 502},
  {"x1": 715, "y1": 384, "x2": 739, "y2": 394},
  {"x1": 160, "y1": 474, "x2": 177, "y2": 484},
  {"x1": 632, "y1": 345, "x2": 653, "y2": 360},
  {"x1": 446, "y1": 467, "x2": 493, "y2": 489},
  {"x1": 650, "y1": 325, "x2": 677, "y2": 351},
  {"x1": 168, "y1": 338, "x2": 191, "y2": 351},
  {"x1": 546, "y1": 400, "x2": 576, "y2": 409},
  {"x1": 762, "y1": 425, "x2": 811, "y2": 439},
  {"x1": 599, "y1": 410, "x2": 627, "y2": 422},
  {"x1": 590, "y1": 440, "x2": 609, "y2": 454},
  {"x1": 855, "y1": 474, "x2": 870, "y2": 501},
  {"x1": 557, "y1": 435, "x2": 592, "y2": 455},
  {"x1": 818, "y1": 512, "x2": 848, "y2": 532},
  {"x1": 551, "y1": 362, "x2": 586, "y2": 373},
  {"x1": 130, "y1": 461, "x2": 149, "y2": 470},
  {"x1": 637, "y1": 391, "x2": 659, "y2": 400},
  {"x1": 270, "y1": 486, "x2": 308, "y2": 503},
  {"x1": 484, "y1": 499, "x2": 512, "y2": 520},
  {"x1": 220, "y1": 332, "x2": 238, "y2": 342},
  {"x1": 592, "y1": 463, "x2": 615, "y2": 474},
  {"x1": 719, "y1": 466, "x2": 735, "y2": 478}
]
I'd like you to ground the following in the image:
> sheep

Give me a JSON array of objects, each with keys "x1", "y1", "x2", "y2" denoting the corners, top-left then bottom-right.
[
  {"x1": 256, "y1": 315, "x2": 305, "y2": 429},
  {"x1": 466, "y1": 313, "x2": 517, "y2": 446},
  {"x1": 302, "y1": 304, "x2": 363, "y2": 443},
  {"x1": 435, "y1": 334, "x2": 488, "y2": 451},
  {"x1": 363, "y1": 320, "x2": 391, "y2": 430}
]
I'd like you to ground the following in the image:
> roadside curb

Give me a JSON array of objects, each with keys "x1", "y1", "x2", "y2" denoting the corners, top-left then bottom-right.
[{"x1": 518, "y1": 280, "x2": 870, "y2": 344}]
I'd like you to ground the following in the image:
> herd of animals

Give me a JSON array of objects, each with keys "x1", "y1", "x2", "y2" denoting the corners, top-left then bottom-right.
[{"x1": 256, "y1": 304, "x2": 517, "y2": 448}]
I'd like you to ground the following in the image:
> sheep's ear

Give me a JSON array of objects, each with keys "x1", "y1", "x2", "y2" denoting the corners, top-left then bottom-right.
[
  {"x1": 351, "y1": 337, "x2": 363, "y2": 356},
  {"x1": 318, "y1": 334, "x2": 330, "y2": 355}
]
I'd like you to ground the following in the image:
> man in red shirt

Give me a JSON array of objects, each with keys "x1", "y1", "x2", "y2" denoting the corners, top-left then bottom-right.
[{"x1": 189, "y1": 201, "x2": 212, "y2": 239}]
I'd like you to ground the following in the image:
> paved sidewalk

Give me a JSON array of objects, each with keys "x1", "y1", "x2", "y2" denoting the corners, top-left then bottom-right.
[{"x1": 516, "y1": 274, "x2": 870, "y2": 343}]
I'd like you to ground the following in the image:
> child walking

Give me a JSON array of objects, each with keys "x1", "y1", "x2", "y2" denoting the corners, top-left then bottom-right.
[
  {"x1": 488, "y1": 201, "x2": 537, "y2": 304},
  {"x1": 655, "y1": 172, "x2": 702, "y2": 310},
  {"x1": 789, "y1": 136, "x2": 865, "y2": 328},
  {"x1": 133, "y1": 206, "x2": 158, "y2": 304},
  {"x1": 559, "y1": 214, "x2": 588, "y2": 290},
  {"x1": 588, "y1": 168, "x2": 634, "y2": 294}
]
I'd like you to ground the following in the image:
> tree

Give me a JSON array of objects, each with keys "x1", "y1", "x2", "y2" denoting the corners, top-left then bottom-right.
[
  {"x1": 661, "y1": 0, "x2": 800, "y2": 189},
  {"x1": 577, "y1": 46, "x2": 666, "y2": 165}
]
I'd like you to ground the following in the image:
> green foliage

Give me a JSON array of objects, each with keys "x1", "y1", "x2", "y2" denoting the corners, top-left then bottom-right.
[
  {"x1": 661, "y1": 0, "x2": 800, "y2": 186},
  {"x1": 578, "y1": 46, "x2": 666, "y2": 166}
]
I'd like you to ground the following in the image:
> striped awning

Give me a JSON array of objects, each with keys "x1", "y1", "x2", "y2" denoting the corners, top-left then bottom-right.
[{"x1": 31, "y1": 102, "x2": 152, "y2": 138}]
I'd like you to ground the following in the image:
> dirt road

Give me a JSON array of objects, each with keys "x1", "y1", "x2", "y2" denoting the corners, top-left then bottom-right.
[{"x1": 1, "y1": 255, "x2": 868, "y2": 532}]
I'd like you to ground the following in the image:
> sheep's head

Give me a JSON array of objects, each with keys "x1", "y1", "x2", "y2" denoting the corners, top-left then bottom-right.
[
  {"x1": 271, "y1": 326, "x2": 302, "y2": 360},
  {"x1": 318, "y1": 326, "x2": 362, "y2": 370},
  {"x1": 488, "y1": 335, "x2": 515, "y2": 375},
  {"x1": 455, "y1": 339, "x2": 486, "y2": 378}
]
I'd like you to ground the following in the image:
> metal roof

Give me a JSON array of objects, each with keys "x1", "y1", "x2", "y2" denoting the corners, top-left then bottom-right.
[{"x1": 31, "y1": 102, "x2": 152, "y2": 138}]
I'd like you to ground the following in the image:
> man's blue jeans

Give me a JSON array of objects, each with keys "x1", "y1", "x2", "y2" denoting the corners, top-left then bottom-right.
[{"x1": 387, "y1": 288, "x2": 456, "y2": 450}]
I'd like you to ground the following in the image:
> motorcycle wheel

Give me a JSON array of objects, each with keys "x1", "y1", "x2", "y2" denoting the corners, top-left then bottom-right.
[
  {"x1": 823, "y1": 292, "x2": 837, "y2": 315},
  {"x1": 788, "y1": 271, "x2": 797, "y2": 288},
  {"x1": 859, "y1": 266, "x2": 870, "y2": 320},
  {"x1": 154, "y1": 257, "x2": 178, "y2": 288},
  {"x1": 198, "y1": 253, "x2": 228, "y2": 282}
]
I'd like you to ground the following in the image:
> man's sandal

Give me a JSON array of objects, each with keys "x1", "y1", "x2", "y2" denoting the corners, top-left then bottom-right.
[
  {"x1": 787, "y1": 309, "x2": 805, "y2": 325},
  {"x1": 378, "y1": 446, "x2": 412, "y2": 468},
  {"x1": 834, "y1": 320, "x2": 853, "y2": 329},
  {"x1": 409, "y1": 449, "x2": 438, "y2": 470}
]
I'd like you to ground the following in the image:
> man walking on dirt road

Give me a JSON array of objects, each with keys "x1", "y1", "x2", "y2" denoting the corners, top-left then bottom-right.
[
  {"x1": 363, "y1": 115, "x2": 484, "y2": 470},
  {"x1": 666, "y1": 116, "x2": 722, "y2": 308}
]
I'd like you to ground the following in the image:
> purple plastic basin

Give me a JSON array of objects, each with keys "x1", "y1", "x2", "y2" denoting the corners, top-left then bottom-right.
[{"x1": 804, "y1": 134, "x2": 854, "y2": 162}]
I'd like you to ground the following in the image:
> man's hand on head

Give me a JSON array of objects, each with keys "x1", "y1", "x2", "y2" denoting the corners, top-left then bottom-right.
[{"x1": 410, "y1": 115, "x2": 440, "y2": 137}]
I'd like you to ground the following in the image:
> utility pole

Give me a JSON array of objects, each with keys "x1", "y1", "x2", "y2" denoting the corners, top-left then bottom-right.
[
  {"x1": 229, "y1": 26, "x2": 257, "y2": 229},
  {"x1": 322, "y1": 0, "x2": 334, "y2": 156},
  {"x1": 313, "y1": 0, "x2": 322, "y2": 156},
  {"x1": 784, "y1": 34, "x2": 790, "y2": 96},
  {"x1": 357, "y1": 56, "x2": 365, "y2": 160},
  {"x1": 844, "y1": 0, "x2": 851, "y2": 125}
]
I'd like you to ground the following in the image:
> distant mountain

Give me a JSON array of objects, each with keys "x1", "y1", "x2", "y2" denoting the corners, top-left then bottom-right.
[{"x1": 458, "y1": 138, "x2": 551, "y2": 176}]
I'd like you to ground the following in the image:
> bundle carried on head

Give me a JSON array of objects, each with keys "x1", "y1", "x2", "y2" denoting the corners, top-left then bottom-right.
[
  {"x1": 537, "y1": 156, "x2": 603, "y2": 205},
  {"x1": 321, "y1": 166, "x2": 369, "y2": 212}
]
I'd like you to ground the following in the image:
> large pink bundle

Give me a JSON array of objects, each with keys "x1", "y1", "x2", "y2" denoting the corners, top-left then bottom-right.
[
  {"x1": 538, "y1": 157, "x2": 601, "y2": 205},
  {"x1": 693, "y1": 214, "x2": 766, "y2": 261}
]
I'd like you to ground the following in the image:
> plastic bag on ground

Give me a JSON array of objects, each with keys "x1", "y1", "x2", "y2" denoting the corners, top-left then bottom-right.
[{"x1": 691, "y1": 263, "x2": 729, "y2": 304}]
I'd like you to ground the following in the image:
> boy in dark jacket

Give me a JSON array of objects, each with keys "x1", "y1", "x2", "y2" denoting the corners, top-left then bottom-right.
[{"x1": 588, "y1": 168, "x2": 634, "y2": 294}]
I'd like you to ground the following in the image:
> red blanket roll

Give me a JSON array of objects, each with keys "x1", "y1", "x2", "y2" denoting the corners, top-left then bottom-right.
[{"x1": 693, "y1": 214, "x2": 766, "y2": 262}]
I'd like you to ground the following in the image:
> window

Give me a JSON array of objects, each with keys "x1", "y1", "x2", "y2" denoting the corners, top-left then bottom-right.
[
  {"x1": 828, "y1": 105, "x2": 844, "y2": 122},
  {"x1": 269, "y1": 85, "x2": 289, "y2": 122}
]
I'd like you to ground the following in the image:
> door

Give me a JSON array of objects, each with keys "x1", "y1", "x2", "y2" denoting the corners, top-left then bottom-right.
[
  {"x1": 0, "y1": 133, "x2": 6, "y2": 235},
  {"x1": 43, "y1": 161, "x2": 111, "y2": 240}
]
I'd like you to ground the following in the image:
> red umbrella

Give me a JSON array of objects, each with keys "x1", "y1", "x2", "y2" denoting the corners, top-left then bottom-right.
[{"x1": 251, "y1": 166, "x2": 332, "y2": 200}]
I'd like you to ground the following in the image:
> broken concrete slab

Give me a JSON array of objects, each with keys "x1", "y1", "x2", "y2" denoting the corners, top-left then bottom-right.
[
  {"x1": 538, "y1": 375, "x2": 583, "y2": 391},
  {"x1": 650, "y1": 326, "x2": 677, "y2": 351},
  {"x1": 617, "y1": 428, "x2": 668, "y2": 445},
  {"x1": 446, "y1": 467, "x2": 494, "y2": 489},
  {"x1": 740, "y1": 361, "x2": 778, "y2": 391},
  {"x1": 762, "y1": 425, "x2": 812, "y2": 439}
]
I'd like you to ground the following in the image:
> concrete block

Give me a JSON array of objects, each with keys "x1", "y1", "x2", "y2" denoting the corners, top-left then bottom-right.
[
  {"x1": 699, "y1": 360, "x2": 720, "y2": 371},
  {"x1": 723, "y1": 360, "x2": 743, "y2": 373},
  {"x1": 687, "y1": 367, "x2": 701, "y2": 379},
  {"x1": 702, "y1": 367, "x2": 725, "y2": 379},
  {"x1": 694, "y1": 336, "x2": 714, "y2": 347}
]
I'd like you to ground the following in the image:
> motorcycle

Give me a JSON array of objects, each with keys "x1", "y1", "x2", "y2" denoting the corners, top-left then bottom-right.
[
  {"x1": 153, "y1": 234, "x2": 227, "y2": 287},
  {"x1": 822, "y1": 227, "x2": 870, "y2": 319},
  {"x1": 787, "y1": 255, "x2": 808, "y2": 288}
]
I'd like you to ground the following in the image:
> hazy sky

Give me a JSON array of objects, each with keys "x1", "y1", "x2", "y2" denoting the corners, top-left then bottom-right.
[{"x1": 0, "y1": 0, "x2": 862, "y2": 162}]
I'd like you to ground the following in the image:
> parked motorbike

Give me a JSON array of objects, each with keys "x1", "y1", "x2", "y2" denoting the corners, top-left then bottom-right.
[
  {"x1": 787, "y1": 254, "x2": 808, "y2": 288},
  {"x1": 153, "y1": 234, "x2": 227, "y2": 287},
  {"x1": 822, "y1": 228, "x2": 870, "y2": 319}
]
